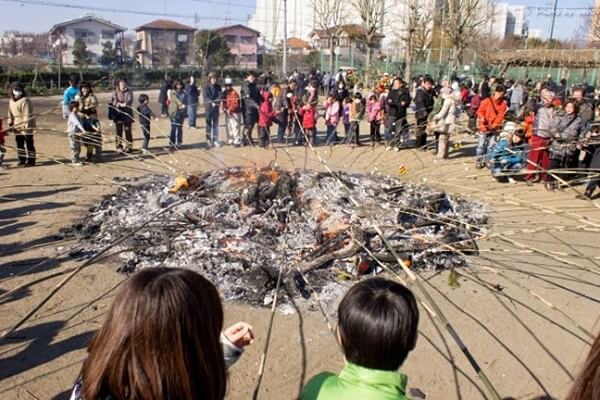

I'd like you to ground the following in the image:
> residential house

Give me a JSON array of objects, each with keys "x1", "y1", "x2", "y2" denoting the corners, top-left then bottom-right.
[
  {"x1": 134, "y1": 19, "x2": 196, "y2": 67},
  {"x1": 49, "y1": 14, "x2": 126, "y2": 65},
  {"x1": 286, "y1": 37, "x2": 311, "y2": 55},
  {"x1": 309, "y1": 24, "x2": 384, "y2": 66},
  {"x1": 215, "y1": 24, "x2": 259, "y2": 69},
  {"x1": 0, "y1": 31, "x2": 49, "y2": 58}
]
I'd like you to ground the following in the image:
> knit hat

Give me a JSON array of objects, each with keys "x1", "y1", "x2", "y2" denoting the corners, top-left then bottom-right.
[{"x1": 500, "y1": 121, "x2": 518, "y2": 139}]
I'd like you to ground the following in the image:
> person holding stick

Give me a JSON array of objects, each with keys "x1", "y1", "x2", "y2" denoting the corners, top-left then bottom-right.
[{"x1": 8, "y1": 82, "x2": 36, "y2": 167}]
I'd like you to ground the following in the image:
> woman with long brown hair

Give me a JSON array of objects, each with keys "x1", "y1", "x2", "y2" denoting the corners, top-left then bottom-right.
[
  {"x1": 566, "y1": 332, "x2": 600, "y2": 400},
  {"x1": 70, "y1": 268, "x2": 254, "y2": 400}
]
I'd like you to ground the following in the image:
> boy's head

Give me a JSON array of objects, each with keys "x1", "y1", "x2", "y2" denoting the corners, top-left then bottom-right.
[
  {"x1": 344, "y1": 97, "x2": 353, "y2": 104},
  {"x1": 69, "y1": 101, "x2": 80, "y2": 112},
  {"x1": 139, "y1": 94, "x2": 149, "y2": 104},
  {"x1": 337, "y1": 278, "x2": 419, "y2": 371},
  {"x1": 69, "y1": 75, "x2": 78, "y2": 87}
]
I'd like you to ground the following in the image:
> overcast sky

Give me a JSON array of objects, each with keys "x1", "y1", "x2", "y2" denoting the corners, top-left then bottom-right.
[{"x1": 0, "y1": 0, "x2": 592, "y2": 40}]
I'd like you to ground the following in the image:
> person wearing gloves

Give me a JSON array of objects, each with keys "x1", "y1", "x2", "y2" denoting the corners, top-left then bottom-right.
[{"x1": 8, "y1": 82, "x2": 36, "y2": 166}]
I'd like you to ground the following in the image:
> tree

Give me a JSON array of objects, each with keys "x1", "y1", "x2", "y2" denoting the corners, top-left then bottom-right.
[
  {"x1": 72, "y1": 37, "x2": 89, "y2": 70},
  {"x1": 98, "y1": 40, "x2": 118, "y2": 67},
  {"x1": 444, "y1": 0, "x2": 491, "y2": 73},
  {"x1": 392, "y1": 0, "x2": 434, "y2": 81},
  {"x1": 350, "y1": 0, "x2": 386, "y2": 83},
  {"x1": 195, "y1": 30, "x2": 231, "y2": 70},
  {"x1": 310, "y1": 0, "x2": 347, "y2": 73}
]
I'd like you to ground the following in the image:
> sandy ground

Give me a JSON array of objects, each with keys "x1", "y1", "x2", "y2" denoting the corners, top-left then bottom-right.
[{"x1": 1, "y1": 90, "x2": 599, "y2": 400}]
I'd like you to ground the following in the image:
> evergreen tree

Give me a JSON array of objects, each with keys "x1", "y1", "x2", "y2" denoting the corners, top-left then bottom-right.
[{"x1": 72, "y1": 37, "x2": 89, "y2": 69}]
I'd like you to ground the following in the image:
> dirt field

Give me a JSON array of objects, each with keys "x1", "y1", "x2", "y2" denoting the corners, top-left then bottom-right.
[{"x1": 1, "y1": 90, "x2": 599, "y2": 400}]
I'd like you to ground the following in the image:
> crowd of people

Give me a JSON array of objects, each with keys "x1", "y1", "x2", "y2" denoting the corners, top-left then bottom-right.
[
  {"x1": 2, "y1": 70, "x2": 600, "y2": 198},
  {"x1": 63, "y1": 267, "x2": 599, "y2": 400}
]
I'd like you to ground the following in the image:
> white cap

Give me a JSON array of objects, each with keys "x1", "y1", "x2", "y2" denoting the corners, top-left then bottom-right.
[{"x1": 224, "y1": 78, "x2": 233, "y2": 85}]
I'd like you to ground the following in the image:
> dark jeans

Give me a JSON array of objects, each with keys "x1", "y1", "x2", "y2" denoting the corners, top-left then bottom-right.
[
  {"x1": 206, "y1": 111, "x2": 219, "y2": 143},
  {"x1": 170, "y1": 116, "x2": 184, "y2": 146},
  {"x1": 244, "y1": 123, "x2": 256, "y2": 145},
  {"x1": 15, "y1": 133, "x2": 35, "y2": 165},
  {"x1": 293, "y1": 121, "x2": 303, "y2": 145},
  {"x1": 161, "y1": 102, "x2": 168, "y2": 116},
  {"x1": 415, "y1": 115, "x2": 428, "y2": 148},
  {"x1": 275, "y1": 119, "x2": 288, "y2": 142},
  {"x1": 387, "y1": 117, "x2": 408, "y2": 147},
  {"x1": 141, "y1": 124, "x2": 151, "y2": 150},
  {"x1": 346, "y1": 121, "x2": 360, "y2": 144},
  {"x1": 306, "y1": 127, "x2": 317, "y2": 145},
  {"x1": 259, "y1": 126, "x2": 271, "y2": 147},
  {"x1": 188, "y1": 103, "x2": 198, "y2": 128},
  {"x1": 370, "y1": 121, "x2": 381, "y2": 143},
  {"x1": 115, "y1": 122, "x2": 132, "y2": 150},
  {"x1": 326, "y1": 125, "x2": 338, "y2": 144}
]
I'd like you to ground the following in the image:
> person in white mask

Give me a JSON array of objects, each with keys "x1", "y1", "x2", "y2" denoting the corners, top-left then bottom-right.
[{"x1": 8, "y1": 82, "x2": 36, "y2": 166}]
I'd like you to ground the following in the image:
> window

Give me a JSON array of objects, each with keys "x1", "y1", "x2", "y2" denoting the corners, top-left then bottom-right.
[
  {"x1": 240, "y1": 36, "x2": 254, "y2": 44},
  {"x1": 241, "y1": 54, "x2": 255, "y2": 62},
  {"x1": 74, "y1": 29, "x2": 94, "y2": 39},
  {"x1": 101, "y1": 30, "x2": 114, "y2": 40},
  {"x1": 177, "y1": 34, "x2": 188, "y2": 43},
  {"x1": 224, "y1": 35, "x2": 237, "y2": 43}
]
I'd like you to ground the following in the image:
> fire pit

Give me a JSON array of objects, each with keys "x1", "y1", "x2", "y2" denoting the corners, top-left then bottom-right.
[{"x1": 62, "y1": 167, "x2": 488, "y2": 311}]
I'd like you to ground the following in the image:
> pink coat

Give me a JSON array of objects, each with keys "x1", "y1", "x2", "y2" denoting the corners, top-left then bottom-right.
[
  {"x1": 325, "y1": 100, "x2": 340, "y2": 126},
  {"x1": 366, "y1": 100, "x2": 383, "y2": 123}
]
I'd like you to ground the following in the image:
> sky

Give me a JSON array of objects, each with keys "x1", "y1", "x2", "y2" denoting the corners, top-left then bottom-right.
[{"x1": 0, "y1": 0, "x2": 593, "y2": 40}]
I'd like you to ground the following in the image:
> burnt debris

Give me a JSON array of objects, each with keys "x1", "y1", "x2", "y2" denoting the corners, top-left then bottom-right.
[{"x1": 60, "y1": 167, "x2": 488, "y2": 310}]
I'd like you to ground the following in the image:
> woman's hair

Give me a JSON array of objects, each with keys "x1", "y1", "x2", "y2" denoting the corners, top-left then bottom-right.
[
  {"x1": 9, "y1": 82, "x2": 26, "y2": 99},
  {"x1": 173, "y1": 79, "x2": 184, "y2": 89},
  {"x1": 79, "y1": 81, "x2": 93, "y2": 93},
  {"x1": 564, "y1": 101, "x2": 579, "y2": 114},
  {"x1": 81, "y1": 268, "x2": 227, "y2": 400},
  {"x1": 337, "y1": 277, "x2": 419, "y2": 371},
  {"x1": 567, "y1": 333, "x2": 600, "y2": 400}
]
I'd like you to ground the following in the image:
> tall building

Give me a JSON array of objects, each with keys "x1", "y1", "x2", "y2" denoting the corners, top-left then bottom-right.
[{"x1": 488, "y1": 2, "x2": 527, "y2": 39}]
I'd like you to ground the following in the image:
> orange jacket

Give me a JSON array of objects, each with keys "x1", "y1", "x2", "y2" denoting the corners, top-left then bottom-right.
[{"x1": 476, "y1": 97, "x2": 507, "y2": 133}]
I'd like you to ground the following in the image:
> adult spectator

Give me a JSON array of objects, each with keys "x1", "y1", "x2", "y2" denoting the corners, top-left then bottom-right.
[
  {"x1": 272, "y1": 82, "x2": 288, "y2": 143},
  {"x1": 158, "y1": 75, "x2": 173, "y2": 117},
  {"x1": 526, "y1": 89, "x2": 556, "y2": 185},
  {"x1": 510, "y1": 81, "x2": 524, "y2": 115},
  {"x1": 8, "y1": 82, "x2": 36, "y2": 166},
  {"x1": 547, "y1": 100, "x2": 581, "y2": 190},
  {"x1": 110, "y1": 78, "x2": 134, "y2": 152},
  {"x1": 286, "y1": 79, "x2": 303, "y2": 145},
  {"x1": 69, "y1": 268, "x2": 254, "y2": 400},
  {"x1": 62, "y1": 75, "x2": 79, "y2": 118},
  {"x1": 475, "y1": 85, "x2": 508, "y2": 168},
  {"x1": 385, "y1": 78, "x2": 412, "y2": 150},
  {"x1": 321, "y1": 71, "x2": 331, "y2": 96},
  {"x1": 204, "y1": 73, "x2": 222, "y2": 147},
  {"x1": 572, "y1": 86, "x2": 594, "y2": 131},
  {"x1": 222, "y1": 78, "x2": 242, "y2": 147},
  {"x1": 241, "y1": 71, "x2": 262, "y2": 146},
  {"x1": 167, "y1": 79, "x2": 188, "y2": 148},
  {"x1": 185, "y1": 76, "x2": 200, "y2": 129},
  {"x1": 479, "y1": 75, "x2": 490, "y2": 99},
  {"x1": 413, "y1": 77, "x2": 435, "y2": 149}
]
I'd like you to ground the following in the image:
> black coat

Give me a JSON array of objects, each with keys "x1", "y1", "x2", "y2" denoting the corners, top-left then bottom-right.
[
  {"x1": 386, "y1": 88, "x2": 411, "y2": 119},
  {"x1": 158, "y1": 79, "x2": 172, "y2": 105},
  {"x1": 414, "y1": 87, "x2": 434, "y2": 120},
  {"x1": 241, "y1": 80, "x2": 262, "y2": 124}
]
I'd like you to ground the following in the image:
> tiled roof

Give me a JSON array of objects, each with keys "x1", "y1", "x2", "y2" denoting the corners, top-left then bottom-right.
[
  {"x1": 287, "y1": 37, "x2": 310, "y2": 49},
  {"x1": 135, "y1": 19, "x2": 196, "y2": 32}
]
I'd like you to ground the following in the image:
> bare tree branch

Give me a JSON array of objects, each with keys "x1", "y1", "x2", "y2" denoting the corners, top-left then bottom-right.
[
  {"x1": 310, "y1": 0, "x2": 348, "y2": 72},
  {"x1": 350, "y1": 0, "x2": 386, "y2": 82}
]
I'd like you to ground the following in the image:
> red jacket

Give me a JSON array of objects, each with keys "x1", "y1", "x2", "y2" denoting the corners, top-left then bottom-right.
[
  {"x1": 476, "y1": 96, "x2": 507, "y2": 133},
  {"x1": 299, "y1": 106, "x2": 316, "y2": 129},
  {"x1": 0, "y1": 118, "x2": 6, "y2": 145},
  {"x1": 258, "y1": 92, "x2": 275, "y2": 128}
]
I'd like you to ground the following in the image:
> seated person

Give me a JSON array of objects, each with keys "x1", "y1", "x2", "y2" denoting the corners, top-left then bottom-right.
[
  {"x1": 69, "y1": 267, "x2": 254, "y2": 400},
  {"x1": 301, "y1": 277, "x2": 419, "y2": 400},
  {"x1": 488, "y1": 121, "x2": 527, "y2": 183}
]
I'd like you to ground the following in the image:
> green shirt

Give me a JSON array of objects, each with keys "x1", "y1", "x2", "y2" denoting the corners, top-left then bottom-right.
[{"x1": 301, "y1": 363, "x2": 410, "y2": 400}]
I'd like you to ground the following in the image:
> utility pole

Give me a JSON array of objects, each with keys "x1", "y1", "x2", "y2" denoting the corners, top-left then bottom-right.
[
  {"x1": 549, "y1": 0, "x2": 559, "y2": 41},
  {"x1": 283, "y1": 0, "x2": 288, "y2": 79}
]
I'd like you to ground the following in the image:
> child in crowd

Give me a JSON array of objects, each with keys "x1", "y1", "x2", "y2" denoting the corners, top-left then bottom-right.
[
  {"x1": 342, "y1": 97, "x2": 352, "y2": 138},
  {"x1": 324, "y1": 94, "x2": 340, "y2": 145},
  {"x1": 67, "y1": 101, "x2": 87, "y2": 166},
  {"x1": 83, "y1": 109, "x2": 102, "y2": 163},
  {"x1": 301, "y1": 278, "x2": 419, "y2": 400},
  {"x1": 137, "y1": 94, "x2": 157, "y2": 152},
  {"x1": 488, "y1": 122, "x2": 526, "y2": 183},
  {"x1": 299, "y1": 102, "x2": 317, "y2": 145},
  {"x1": 62, "y1": 76, "x2": 79, "y2": 119},
  {"x1": 69, "y1": 267, "x2": 254, "y2": 400},
  {"x1": 367, "y1": 93, "x2": 383, "y2": 145},
  {"x1": 0, "y1": 117, "x2": 6, "y2": 169},
  {"x1": 258, "y1": 90, "x2": 276, "y2": 147},
  {"x1": 347, "y1": 93, "x2": 365, "y2": 147}
]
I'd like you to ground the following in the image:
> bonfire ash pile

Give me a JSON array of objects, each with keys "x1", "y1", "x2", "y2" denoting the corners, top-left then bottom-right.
[{"x1": 63, "y1": 167, "x2": 488, "y2": 310}]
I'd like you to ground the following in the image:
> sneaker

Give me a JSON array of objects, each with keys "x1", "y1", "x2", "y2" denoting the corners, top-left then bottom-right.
[
  {"x1": 206, "y1": 140, "x2": 214, "y2": 148},
  {"x1": 214, "y1": 141, "x2": 222, "y2": 148},
  {"x1": 386, "y1": 146, "x2": 392, "y2": 151},
  {"x1": 72, "y1": 161, "x2": 84, "y2": 167},
  {"x1": 507, "y1": 177, "x2": 516, "y2": 184},
  {"x1": 227, "y1": 139, "x2": 234, "y2": 145}
]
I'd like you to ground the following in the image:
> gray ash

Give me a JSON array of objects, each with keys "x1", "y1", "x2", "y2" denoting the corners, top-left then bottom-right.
[{"x1": 60, "y1": 167, "x2": 488, "y2": 310}]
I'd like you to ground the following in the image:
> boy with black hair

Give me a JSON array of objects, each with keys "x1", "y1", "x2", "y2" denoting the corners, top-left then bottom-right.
[
  {"x1": 137, "y1": 94, "x2": 157, "y2": 152},
  {"x1": 346, "y1": 92, "x2": 365, "y2": 147},
  {"x1": 62, "y1": 75, "x2": 79, "y2": 119},
  {"x1": 301, "y1": 277, "x2": 419, "y2": 400}
]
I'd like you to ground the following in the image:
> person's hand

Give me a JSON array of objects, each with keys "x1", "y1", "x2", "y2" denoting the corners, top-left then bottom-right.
[
  {"x1": 224, "y1": 322, "x2": 254, "y2": 348},
  {"x1": 500, "y1": 159, "x2": 508, "y2": 165}
]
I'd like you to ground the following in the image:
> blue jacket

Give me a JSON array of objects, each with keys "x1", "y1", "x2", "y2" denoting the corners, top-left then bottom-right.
[
  {"x1": 63, "y1": 86, "x2": 79, "y2": 105},
  {"x1": 488, "y1": 138, "x2": 525, "y2": 169},
  {"x1": 185, "y1": 83, "x2": 200, "y2": 106}
]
